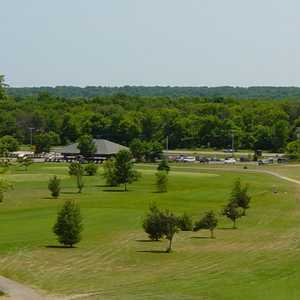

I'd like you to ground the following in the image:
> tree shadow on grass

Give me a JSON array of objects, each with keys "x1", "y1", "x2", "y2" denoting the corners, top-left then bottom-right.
[
  {"x1": 102, "y1": 189, "x2": 127, "y2": 192},
  {"x1": 45, "y1": 245, "x2": 76, "y2": 249},
  {"x1": 137, "y1": 250, "x2": 167, "y2": 254},
  {"x1": 95, "y1": 184, "x2": 111, "y2": 188},
  {"x1": 135, "y1": 239, "x2": 161, "y2": 243},
  {"x1": 191, "y1": 236, "x2": 211, "y2": 240},
  {"x1": 61, "y1": 191, "x2": 79, "y2": 195},
  {"x1": 43, "y1": 197, "x2": 54, "y2": 200},
  {"x1": 218, "y1": 227, "x2": 236, "y2": 230}
]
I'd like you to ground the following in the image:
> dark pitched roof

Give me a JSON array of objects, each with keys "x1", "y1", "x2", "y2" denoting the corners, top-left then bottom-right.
[{"x1": 61, "y1": 139, "x2": 128, "y2": 155}]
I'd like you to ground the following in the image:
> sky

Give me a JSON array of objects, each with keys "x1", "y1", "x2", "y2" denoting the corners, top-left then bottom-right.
[{"x1": 1, "y1": 0, "x2": 300, "y2": 87}]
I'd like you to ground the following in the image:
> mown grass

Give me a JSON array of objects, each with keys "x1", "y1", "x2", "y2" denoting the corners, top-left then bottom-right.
[{"x1": 0, "y1": 163, "x2": 299, "y2": 299}]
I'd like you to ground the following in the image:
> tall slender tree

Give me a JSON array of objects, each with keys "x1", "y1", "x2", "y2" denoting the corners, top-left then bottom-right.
[{"x1": 114, "y1": 150, "x2": 140, "y2": 191}]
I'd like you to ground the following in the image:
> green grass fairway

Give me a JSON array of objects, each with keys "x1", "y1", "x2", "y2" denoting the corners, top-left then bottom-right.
[{"x1": 0, "y1": 163, "x2": 300, "y2": 300}]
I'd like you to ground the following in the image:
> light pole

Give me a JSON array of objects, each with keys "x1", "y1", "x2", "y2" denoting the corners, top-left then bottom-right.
[
  {"x1": 165, "y1": 136, "x2": 169, "y2": 159},
  {"x1": 29, "y1": 127, "x2": 35, "y2": 147}
]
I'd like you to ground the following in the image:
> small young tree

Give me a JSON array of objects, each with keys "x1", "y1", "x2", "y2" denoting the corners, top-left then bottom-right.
[
  {"x1": 0, "y1": 179, "x2": 13, "y2": 202},
  {"x1": 157, "y1": 158, "x2": 170, "y2": 173},
  {"x1": 222, "y1": 201, "x2": 243, "y2": 229},
  {"x1": 177, "y1": 212, "x2": 193, "y2": 231},
  {"x1": 84, "y1": 163, "x2": 98, "y2": 176},
  {"x1": 53, "y1": 200, "x2": 83, "y2": 247},
  {"x1": 114, "y1": 150, "x2": 140, "y2": 191},
  {"x1": 142, "y1": 203, "x2": 164, "y2": 241},
  {"x1": 194, "y1": 210, "x2": 218, "y2": 238},
  {"x1": 48, "y1": 176, "x2": 61, "y2": 198},
  {"x1": 155, "y1": 171, "x2": 168, "y2": 193},
  {"x1": 17, "y1": 157, "x2": 33, "y2": 171},
  {"x1": 69, "y1": 162, "x2": 84, "y2": 193},
  {"x1": 161, "y1": 210, "x2": 180, "y2": 253},
  {"x1": 102, "y1": 159, "x2": 118, "y2": 186},
  {"x1": 238, "y1": 185, "x2": 251, "y2": 216},
  {"x1": 231, "y1": 178, "x2": 251, "y2": 215},
  {"x1": 0, "y1": 159, "x2": 11, "y2": 174}
]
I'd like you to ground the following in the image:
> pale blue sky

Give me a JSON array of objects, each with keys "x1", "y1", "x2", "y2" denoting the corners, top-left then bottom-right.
[{"x1": 1, "y1": 0, "x2": 300, "y2": 87}]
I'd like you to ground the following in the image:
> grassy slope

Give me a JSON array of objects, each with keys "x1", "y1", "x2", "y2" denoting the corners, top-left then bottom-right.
[{"x1": 0, "y1": 163, "x2": 299, "y2": 300}]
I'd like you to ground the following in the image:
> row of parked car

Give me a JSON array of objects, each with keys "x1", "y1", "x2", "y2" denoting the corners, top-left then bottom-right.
[
  {"x1": 171, "y1": 155, "x2": 288, "y2": 165},
  {"x1": 171, "y1": 155, "x2": 237, "y2": 164}
]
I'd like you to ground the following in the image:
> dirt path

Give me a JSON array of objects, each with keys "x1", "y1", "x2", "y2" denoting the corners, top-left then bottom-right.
[
  {"x1": 0, "y1": 275, "x2": 102, "y2": 300},
  {"x1": 0, "y1": 276, "x2": 56, "y2": 300}
]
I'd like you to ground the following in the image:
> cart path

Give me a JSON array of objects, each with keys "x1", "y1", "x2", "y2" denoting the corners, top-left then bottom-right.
[
  {"x1": 0, "y1": 275, "x2": 56, "y2": 300},
  {"x1": 150, "y1": 164, "x2": 300, "y2": 186},
  {"x1": 0, "y1": 276, "x2": 103, "y2": 300}
]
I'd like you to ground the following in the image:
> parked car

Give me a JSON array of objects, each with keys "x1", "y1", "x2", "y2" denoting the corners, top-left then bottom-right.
[
  {"x1": 175, "y1": 156, "x2": 185, "y2": 162},
  {"x1": 196, "y1": 156, "x2": 209, "y2": 164},
  {"x1": 224, "y1": 158, "x2": 236, "y2": 164},
  {"x1": 183, "y1": 156, "x2": 196, "y2": 163},
  {"x1": 223, "y1": 149, "x2": 235, "y2": 153},
  {"x1": 239, "y1": 156, "x2": 251, "y2": 162},
  {"x1": 258, "y1": 158, "x2": 274, "y2": 165},
  {"x1": 277, "y1": 157, "x2": 288, "y2": 164}
]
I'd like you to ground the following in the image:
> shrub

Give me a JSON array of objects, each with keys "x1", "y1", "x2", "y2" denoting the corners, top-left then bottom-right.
[
  {"x1": 194, "y1": 210, "x2": 218, "y2": 238},
  {"x1": 53, "y1": 200, "x2": 83, "y2": 247},
  {"x1": 48, "y1": 176, "x2": 61, "y2": 198},
  {"x1": 157, "y1": 158, "x2": 170, "y2": 173},
  {"x1": 155, "y1": 171, "x2": 168, "y2": 193},
  {"x1": 142, "y1": 204, "x2": 180, "y2": 252},
  {"x1": 0, "y1": 178, "x2": 13, "y2": 202},
  {"x1": 84, "y1": 163, "x2": 98, "y2": 176},
  {"x1": 17, "y1": 156, "x2": 33, "y2": 171},
  {"x1": 143, "y1": 203, "x2": 164, "y2": 241},
  {"x1": 286, "y1": 140, "x2": 300, "y2": 159},
  {"x1": 177, "y1": 213, "x2": 193, "y2": 231},
  {"x1": 102, "y1": 159, "x2": 118, "y2": 186}
]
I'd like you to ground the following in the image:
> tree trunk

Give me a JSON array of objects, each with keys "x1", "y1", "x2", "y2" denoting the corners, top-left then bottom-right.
[
  {"x1": 210, "y1": 229, "x2": 214, "y2": 239},
  {"x1": 166, "y1": 238, "x2": 172, "y2": 253},
  {"x1": 233, "y1": 219, "x2": 237, "y2": 229},
  {"x1": 124, "y1": 183, "x2": 127, "y2": 192}
]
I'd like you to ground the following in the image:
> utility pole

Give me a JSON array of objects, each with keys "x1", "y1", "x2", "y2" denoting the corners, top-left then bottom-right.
[
  {"x1": 231, "y1": 132, "x2": 235, "y2": 151},
  {"x1": 166, "y1": 136, "x2": 169, "y2": 159},
  {"x1": 29, "y1": 127, "x2": 35, "y2": 147}
]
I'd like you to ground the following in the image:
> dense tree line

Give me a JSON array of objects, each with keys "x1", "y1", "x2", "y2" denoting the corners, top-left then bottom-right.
[
  {"x1": 7, "y1": 85, "x2": 300, "y2": 99},
  {"x1": 2, "y1": 76, "x2": 300, "y2": 152}
]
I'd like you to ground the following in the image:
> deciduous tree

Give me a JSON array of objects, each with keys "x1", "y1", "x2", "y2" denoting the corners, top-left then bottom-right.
[
  {"x1": 69, "y1": 162, "x2": 84, "y2": 193},
  {"x1": 194, "y1": 210, "x2": 218, "y2": 238}
]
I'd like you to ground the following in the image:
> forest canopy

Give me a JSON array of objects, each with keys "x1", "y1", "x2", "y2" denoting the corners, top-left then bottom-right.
[
  {"x1": 1, "y1": 78, "x2": 300, "y2": 152},
  {"x1": 7, "y1": 86, "x2": 300, "y2": 99}
]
